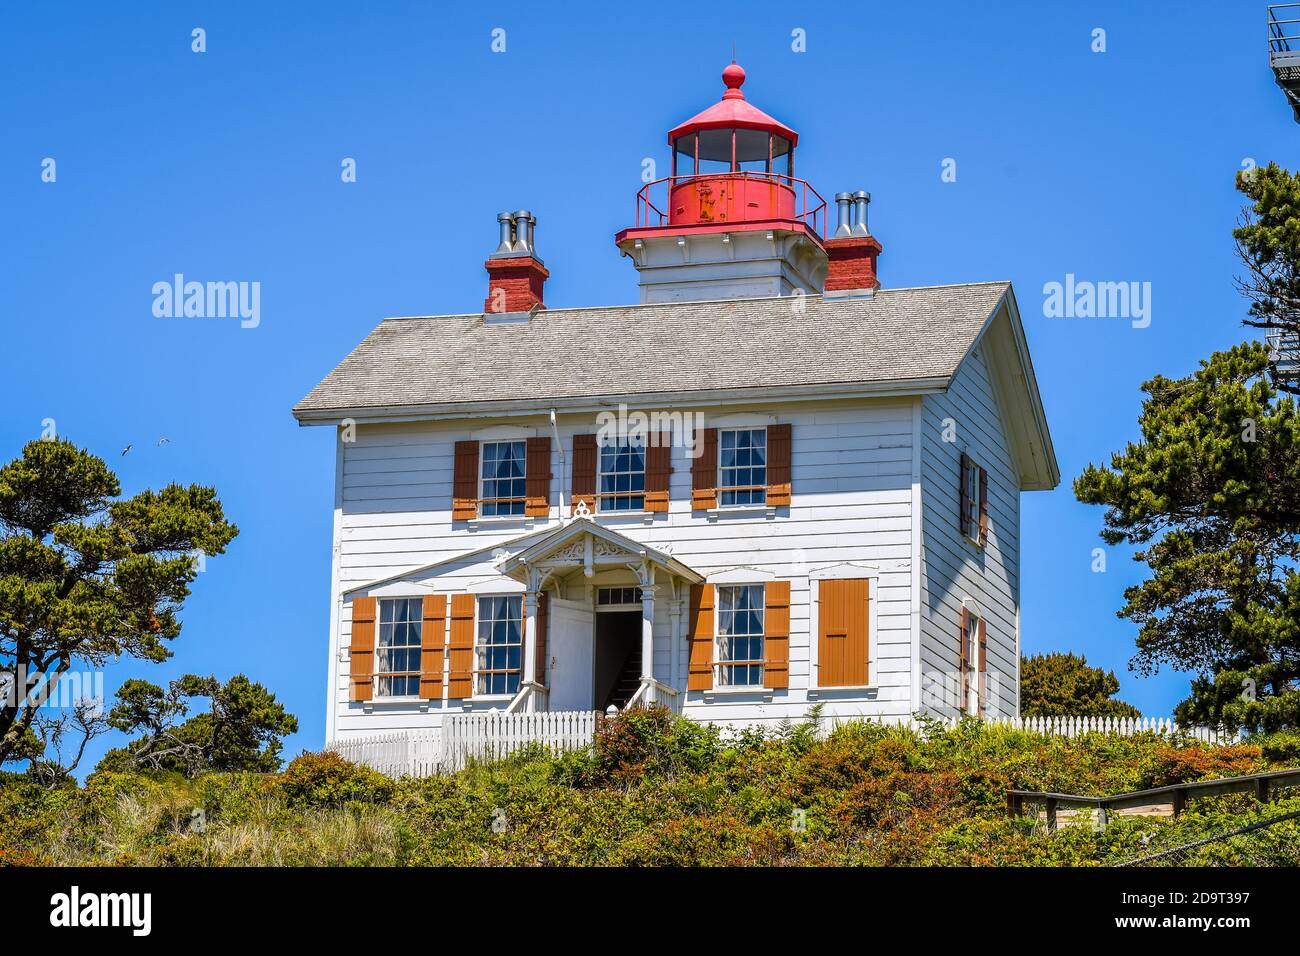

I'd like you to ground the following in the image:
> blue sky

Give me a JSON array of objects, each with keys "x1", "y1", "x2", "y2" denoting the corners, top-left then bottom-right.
[{"x1": 1, "y1": 1, "x2": 1291, "y2": 770}]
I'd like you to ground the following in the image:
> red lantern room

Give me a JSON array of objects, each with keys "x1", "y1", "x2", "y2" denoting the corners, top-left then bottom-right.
[
  {"x1": 616, "y1": 62, "x2": 841, "y2": 304},
  {"x1": 621, "y1": 62, "x2": 823, "y2": 237},
  {"x1": 665, "y1": 61, "x2": 804, "y2": 226}
]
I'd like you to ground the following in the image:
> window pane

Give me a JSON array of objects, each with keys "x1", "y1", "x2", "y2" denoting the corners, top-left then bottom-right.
[
  {"x1": 597, "y1": 438, "x2": 648, "y2": 512},
  {"x1": 719, "y1": 429, "x2": 768, "y2": 504},
  {"x1": 475, "y1": 594, "x2": 524, "y2": 695}
]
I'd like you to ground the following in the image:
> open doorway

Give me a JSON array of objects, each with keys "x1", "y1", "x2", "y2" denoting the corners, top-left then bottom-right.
[{"x1": 594, "y1": 611, "x2": 640, "y2": 711}]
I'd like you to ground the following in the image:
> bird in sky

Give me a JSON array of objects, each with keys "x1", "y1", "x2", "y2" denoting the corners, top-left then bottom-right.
[
  {"x1": 157, "y1": 437, "x2": 170, "y2": 446},
  {"x1": 121, "y1": 444, "x2": 132, "y2": 456}
]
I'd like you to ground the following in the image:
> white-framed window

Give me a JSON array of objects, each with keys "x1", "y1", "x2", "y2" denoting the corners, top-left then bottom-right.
[
  {"x1": 960, "y1": 453, "x2": 987, "y2": 546},
  {"x1": 963, "y1": 464, "x2": 980, "y2": 542},
  {"x1": 476, "y1": 594, "x2": 523, "y2": 695},
  {"x1": 480, "y1": 440, "x2": 527, "y2": 517},
  {"x1": 961, "y1": 609, "x2": 981, "y2": 716},
  {"x1": 717, "y1": 583, "x2": 765, "y2": 686},
  {"x1": 376, "y1": 597, "x2": 423, "y2": 698},
  {"x1": 719, "y1": 428, "x2": 767, "y2": 506},
  {"x1": 598, "y1": 438, "x2": 646, "y2": 512}
]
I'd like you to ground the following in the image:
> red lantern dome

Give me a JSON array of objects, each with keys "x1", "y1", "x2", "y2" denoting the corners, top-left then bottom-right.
[
  {"x1": 618, "y1": 62, "x2": 826, "y2": 242},
  {"x1": 615, "y1": 62, "x2": 832, "y2": 304}
]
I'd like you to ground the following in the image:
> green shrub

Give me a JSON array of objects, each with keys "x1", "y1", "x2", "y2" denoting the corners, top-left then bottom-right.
[
  {"x1": 6, "y1": 723, "x2": 1300, "y2": 867},
  {"x1": 273, "y1": 752, "x2": 395, "y2": 809},
  {"x1": 593, "y1": 707, "x2": 722, "y2": 784},
  {"x1": 1258, "y1": 730, "x2": 1300, "y2": 765}
]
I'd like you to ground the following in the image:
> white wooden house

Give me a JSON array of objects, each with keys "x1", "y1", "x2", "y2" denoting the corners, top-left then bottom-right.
[{"x1": 293, "y1": 63, "x2": 1058, "y2": 755}]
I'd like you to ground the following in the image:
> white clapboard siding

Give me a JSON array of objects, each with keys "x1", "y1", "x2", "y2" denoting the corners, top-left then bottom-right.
[
  {"x1": 920, "y1": 343, "x2": 1022, "y2": 720},
  {"x1": 331, "y1": 398, "x2": 925, "y2": 734}
]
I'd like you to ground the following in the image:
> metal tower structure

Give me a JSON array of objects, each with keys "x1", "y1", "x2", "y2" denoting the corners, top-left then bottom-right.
[
  {"x1": 1269, "y1": 4, "x2": 1300, "y2": 122},
  {"x1": 1267, "y1": 330, "x2": 1300, "y2": 391}
]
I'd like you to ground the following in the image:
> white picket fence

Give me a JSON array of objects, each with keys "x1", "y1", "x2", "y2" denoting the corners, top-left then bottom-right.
[
  {"x1": 327, "y1": 710, "x2": 1243, "y2": 779},
  {"x1": 328, "y1": 710, "x2": 600, "y2": 778},
  {"x1": 984, "y1": 715, "x2": 1242, "y2": 744},
  {"x1": 328, "y1": 729, "x2": 443, "y2": 778},
  {"x1": 441, "y1": 710, "x2": 599, "y2": 771}
]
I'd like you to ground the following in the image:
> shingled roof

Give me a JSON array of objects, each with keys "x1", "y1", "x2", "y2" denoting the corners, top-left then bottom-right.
[{"x1": 293, "y1": 281, "x2": 1012, "y2": 421}]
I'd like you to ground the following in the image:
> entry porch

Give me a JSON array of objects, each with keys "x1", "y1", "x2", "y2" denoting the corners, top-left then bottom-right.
[{"x1": 496, "y1": 518, "x2": 704, "y2": 715}]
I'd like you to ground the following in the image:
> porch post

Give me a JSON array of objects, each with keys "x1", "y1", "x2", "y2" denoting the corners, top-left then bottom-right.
[
  {"x1": 669, "y1": 587, "x2": 686, "y2": 691},
  {"x1": 640, "y1": 585, "x2": 657, "y2": 686},
  {"x1": 522, "y1": 590, "x2": 538, "y2": 703}
]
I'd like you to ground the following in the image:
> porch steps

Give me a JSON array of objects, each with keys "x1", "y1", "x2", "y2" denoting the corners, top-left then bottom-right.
[{"x1": 606, "y1": 646, "x2": 642, "y2": 711}]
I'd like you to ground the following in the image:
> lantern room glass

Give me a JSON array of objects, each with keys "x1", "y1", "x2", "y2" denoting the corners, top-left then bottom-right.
[{"x1": 672, "y1": 130, "x2": 793, "y2": 179}]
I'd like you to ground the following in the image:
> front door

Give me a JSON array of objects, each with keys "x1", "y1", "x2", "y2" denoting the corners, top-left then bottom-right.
[{"x1": 547, "y1": 596, "x2": 596, "y2": 711}]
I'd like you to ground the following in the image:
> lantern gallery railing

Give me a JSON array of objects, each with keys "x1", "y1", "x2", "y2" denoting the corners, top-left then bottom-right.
[
  {"x1": 1270, "y1": 3, "x2": 1300, "y2": 63},
  {"x1": 633, "y1": 173, "x2": 828, "y2": 238}
]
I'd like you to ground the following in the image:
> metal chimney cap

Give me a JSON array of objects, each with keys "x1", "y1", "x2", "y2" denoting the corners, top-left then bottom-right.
[
  {"x1": 852, "y1": 190, "x2": 871, "y2": 202},
  {"x1": 513, "y1": 209, "x2": 533, "y2": 220},
  {"x1": 497, "y1": 211, "x2": 514, "y2": 221},
  {"x1": 834, "y1": 192, "x2": 852, "y2": 201}
]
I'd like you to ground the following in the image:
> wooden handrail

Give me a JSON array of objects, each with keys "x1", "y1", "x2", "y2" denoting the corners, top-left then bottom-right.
[{"x1": 1007, "y1": 766, "x2": 1300, "y2": 831}]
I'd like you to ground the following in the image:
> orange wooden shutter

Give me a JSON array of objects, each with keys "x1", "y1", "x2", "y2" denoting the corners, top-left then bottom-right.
[
  {"x1": 764, "y1": 581, "x2": 790, "y2": 689},
  {"x1": 419, "y1": 595, "x2": 447, "y2": 700},
  {"x1": 687, "y1": 583, "x2": 715, "y2": 690},
  {"x1": 958, "y1": 606, "x2": 970, "y2": 713},
  {"x1": 978, "y1": 466, "x2": 989, "y2": 548},
  {"x1": 818, "y1": 579, "x2": 869, "y2": 687},
  {"x1": 958, "y1": 453, "x2": 971, "y2": 538},
  {"x1": 572, "y1": 434, "x2": 597, "y2": 512},
  {"x1": 453, "y1": 441, "x2": 480, "y2": 520},
  {"x1": 644, "y1": 436, "x2": 671, "y2": 513},
  {"x1": 535, "y1": 591, "x2": 549, "y2": 686},
  {"x1": 448, "y1": 594, "x2": 476, "y2": 699},
  {"x1": 691, "y1": 428, "x2": 718, "y2": 511},
  {"x1": 349, "y1": 596, "x2": 377, "y2": 702},
  {"x1": 976, "y1": 617, "x2": 988, "y2": 716},
  {"x1": 525, "y1": 436, "x2": 552, "y2": 517},
  {"x1": 766, "y1": 423, "x2": 792, "y2": 507}
]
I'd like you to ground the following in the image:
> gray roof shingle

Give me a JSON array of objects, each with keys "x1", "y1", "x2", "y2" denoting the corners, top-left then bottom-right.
[{"x1": 292, "y1": 282, "x2": 1010, "y2": 419}]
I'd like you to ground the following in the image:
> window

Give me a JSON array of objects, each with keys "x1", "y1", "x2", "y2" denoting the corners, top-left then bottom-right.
[
  {"x1": 480, "y1": 441, "x2": 527, "y2": 517},
  {"x1": 476, "y1": 595, "x2": 522, "y2": 695},
  {"x1": 963, "y1": 463, "x2": 980, "y2": 541},
  {"x1": 960, "y1": 609, "x2": 982, "y2": 716},
  {"x1": 717, "y1": 584, "x2": 765, "y2": 686},
  {"x1": 597, "y1": 586, "x2": 643, "y2": 608},
  {"x1": 376, "y1": 597, "x2": 423, "y2": 698},
  {"x1": 598, "y1": 439, "x2": 646, "y2": 511},
  {"x1": 960, "y1": 453, "x2": 987, "y2": 546},
  {"x1": 719, "y1": 428, "x2": 767, "y2": 506}
]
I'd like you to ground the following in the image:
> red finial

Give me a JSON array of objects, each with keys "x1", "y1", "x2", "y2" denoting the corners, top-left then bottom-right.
[{"x1": 722, "y1": 61, "x2": 746, "y2": 100}]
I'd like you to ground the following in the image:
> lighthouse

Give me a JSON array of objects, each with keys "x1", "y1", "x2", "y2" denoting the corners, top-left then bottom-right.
[{"x1": 615, "y1": 62, "x2": 881, "y2": 304}]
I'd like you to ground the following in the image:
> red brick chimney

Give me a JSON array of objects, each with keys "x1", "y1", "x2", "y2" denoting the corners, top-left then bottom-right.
[
  {"x1": 824, "y1": 191, "x2": 882, "y2": 295},
  {"x1": 484, "y1": 210, "x2": 549, "y2": 313}
]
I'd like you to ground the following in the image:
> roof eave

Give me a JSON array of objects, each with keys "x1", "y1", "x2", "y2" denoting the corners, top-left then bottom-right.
[
  {"x1": 292, "y1": 376, "x2": 952, "y2": 427},
  {"x1": 962, "y1": 286, "x2": 1059, "y2": 492}
]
